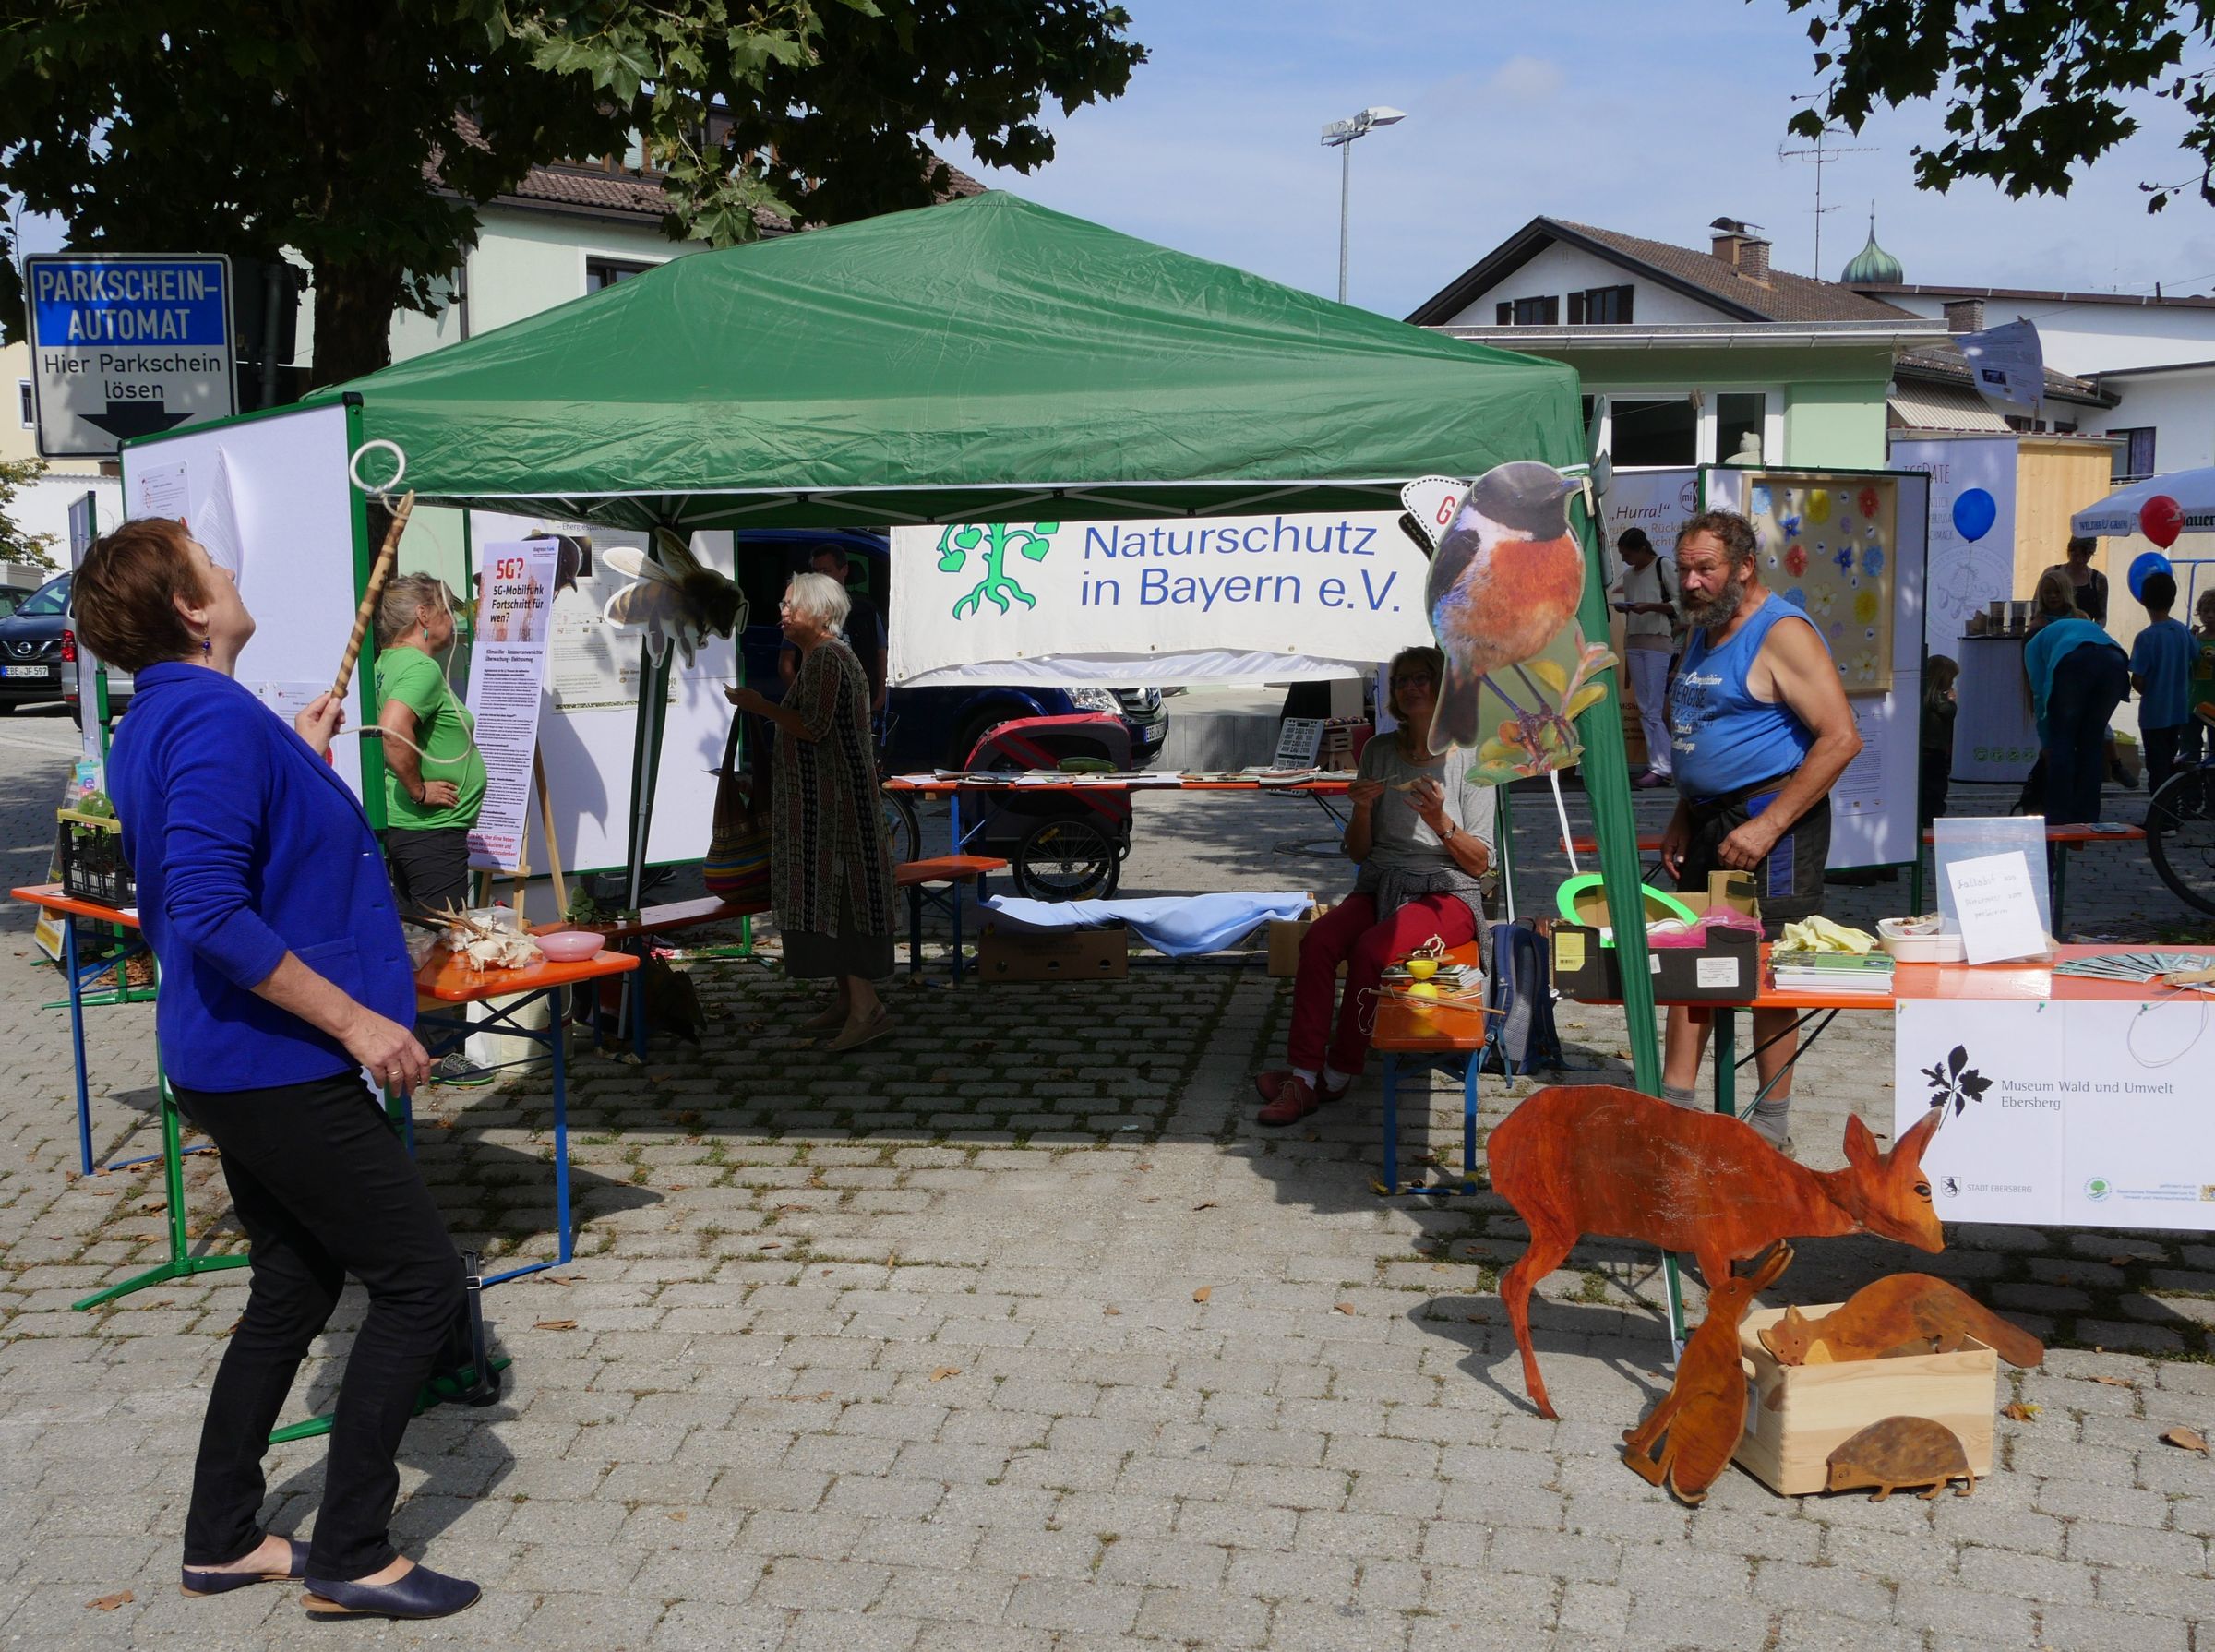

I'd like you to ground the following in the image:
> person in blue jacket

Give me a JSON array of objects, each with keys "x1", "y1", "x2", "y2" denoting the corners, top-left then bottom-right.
[{"x1": 76, "y1": 518, "x2": 480, "y2": 1623}]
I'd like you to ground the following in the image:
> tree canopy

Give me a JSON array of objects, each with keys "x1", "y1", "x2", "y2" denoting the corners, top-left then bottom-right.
[
  {"x1": 0, "y1": 0, "x2": 1143, "y2": 383},
  {"x1": 1781, "y1": 0, "x2": 2215, "y2": 212}
]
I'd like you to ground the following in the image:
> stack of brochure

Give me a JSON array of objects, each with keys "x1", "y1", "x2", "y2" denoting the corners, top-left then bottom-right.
[{"x1": 1770, "y1": 951, "x2": 1897, "y2": 995}]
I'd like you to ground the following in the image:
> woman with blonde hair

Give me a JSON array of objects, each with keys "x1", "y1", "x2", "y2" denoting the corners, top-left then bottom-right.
[
  {"x1": 1251, "y1": 644, "x2": 1499, "y2": 1125},
  {"x1": 2026, "y1": 567, "x2": 2085, "y2": 635},
  {"x1": 727, "y1": 571, "x2": 897, "y2": 1050},
  {"x1": 373, "y1": 572, "x2": 485, "y2": 920}
]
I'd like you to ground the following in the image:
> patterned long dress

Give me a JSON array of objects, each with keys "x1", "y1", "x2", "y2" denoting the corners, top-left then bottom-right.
[{"x1": 772, "y1": 639, "x2": 896, "y2": 980}]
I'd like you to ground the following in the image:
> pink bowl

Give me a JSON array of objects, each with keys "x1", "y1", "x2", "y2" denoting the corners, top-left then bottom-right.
[{"x1": 533, "y1": 930, "x2": 606, "y2": 962}]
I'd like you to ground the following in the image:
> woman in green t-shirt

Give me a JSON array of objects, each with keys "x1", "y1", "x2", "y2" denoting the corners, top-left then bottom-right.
[{"x1": 373, "y1": 574, "x2": 487, "y2": 919}]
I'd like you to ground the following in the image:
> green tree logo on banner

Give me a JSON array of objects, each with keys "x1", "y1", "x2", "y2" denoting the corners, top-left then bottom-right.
[{"x1": 935, "y1": 522, "x2": 1059, "y2": 618}]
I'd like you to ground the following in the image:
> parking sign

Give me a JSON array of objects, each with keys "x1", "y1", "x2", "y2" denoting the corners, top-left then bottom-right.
[{"x1": 24, "y1": 254, "x2": 235, "y2": 458}]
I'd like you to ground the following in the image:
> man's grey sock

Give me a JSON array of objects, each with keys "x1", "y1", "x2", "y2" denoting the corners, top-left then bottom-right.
[
  {"x1": 1746, "y1": 1095, "x2": 1792, "y2": 1149},
  {"x1": 1660, "y1": 1082, "x2": 1700, "y2": 1109}
]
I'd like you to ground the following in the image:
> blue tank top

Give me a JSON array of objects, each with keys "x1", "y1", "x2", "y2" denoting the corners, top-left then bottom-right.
[{"x1": 1670, "y1": 593, "x2": 1827, "y2": 801}]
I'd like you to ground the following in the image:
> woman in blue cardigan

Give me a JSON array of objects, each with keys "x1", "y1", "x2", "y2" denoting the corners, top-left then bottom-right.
[{"x1": 77, "y1": 519, "x2": 479, "y2": 1623}]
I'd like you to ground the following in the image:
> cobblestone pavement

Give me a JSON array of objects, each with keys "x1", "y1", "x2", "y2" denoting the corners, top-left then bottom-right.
[{"x1": 4, "y1": 712, "x2": 2213, "y2": 1650}]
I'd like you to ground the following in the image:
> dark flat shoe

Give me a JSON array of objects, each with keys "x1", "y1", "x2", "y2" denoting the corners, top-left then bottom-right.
[
  {"x1": 181, "y1": 1537, "x2": 308, "y2": 1597},
  {"x1": 302, "y1": 1565, "x2": 481, "y2": 1622}
]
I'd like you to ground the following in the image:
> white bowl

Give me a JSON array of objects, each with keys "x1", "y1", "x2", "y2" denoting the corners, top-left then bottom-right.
[
  {"x1": 1881, "y1": 931, "x2": 1964, "y2": 964},
  {"x1": 533, "y1": 930, "x2": 607, "y2": 963}
]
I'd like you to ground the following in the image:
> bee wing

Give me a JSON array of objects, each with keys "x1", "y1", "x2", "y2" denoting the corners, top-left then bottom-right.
[{"x1": 602, "y1": 545, "x2": 681, "y2": 589}]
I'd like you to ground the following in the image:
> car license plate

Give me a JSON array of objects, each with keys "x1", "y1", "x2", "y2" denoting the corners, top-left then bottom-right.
[{"x1": 1, "y1": 665, "x2": 51, "y2": 679}]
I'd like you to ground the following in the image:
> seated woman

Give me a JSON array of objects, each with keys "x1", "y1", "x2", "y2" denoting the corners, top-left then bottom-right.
[{"x1": 1254, "y1": 645, "x2": 1497, "y2": 1124}]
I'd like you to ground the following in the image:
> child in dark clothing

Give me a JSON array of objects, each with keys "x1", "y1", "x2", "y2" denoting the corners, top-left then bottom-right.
[{"x1": 1920, "y1": 654, "x2": 1958, "y2": 832}]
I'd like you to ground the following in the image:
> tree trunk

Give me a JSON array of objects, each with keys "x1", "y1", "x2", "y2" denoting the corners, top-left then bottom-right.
[{"x1": 308, "y1": 257, "x2": 410, "y2": 389}]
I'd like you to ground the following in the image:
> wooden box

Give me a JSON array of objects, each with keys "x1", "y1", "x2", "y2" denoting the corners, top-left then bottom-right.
[
  {"x1": 1733, "y1": 1304, "x2": 1997, "y2": 1496},
  {"x1": 1265, "y1": 900, "x2": 1329, "y2": 978},
  {"x1": 976, "y1": 924, "x2": 1128, "y2": 981}
]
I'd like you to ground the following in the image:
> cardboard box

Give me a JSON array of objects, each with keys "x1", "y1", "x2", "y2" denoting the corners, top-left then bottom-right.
[
  {"x1": 976, "y1": 924, "x2": 1128, "y2": 981},
  {"x1": 1265, "y1": 900, "x2": 1330, "y2": 978},
  {"x1": 1733, "y1": 1304, "x2": 1997, "y2": 1497},
  {"x1": 1550, "y1": 873, "x2": 1762, "y2": 1003}
]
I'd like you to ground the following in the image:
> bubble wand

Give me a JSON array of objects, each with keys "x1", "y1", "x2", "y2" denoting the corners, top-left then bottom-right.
[{"x1": 331, "y1": 439, "x2": 414, "y2": 699}]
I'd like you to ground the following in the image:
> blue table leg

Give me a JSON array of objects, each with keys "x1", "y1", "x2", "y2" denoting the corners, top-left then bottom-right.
[
  {"x1": 478, "y1": 984, "x2": 575, "y2": 1287},
  {"x1": 1461, "y1": 1054, "x2": 1480, "y2": 1190},
  {"x1": 64, "y1": 916, "x2": 93, "y2": 1177},
  {"x1": 1381, "y1": 1053, "x2": 1400, "y2": 1194}
]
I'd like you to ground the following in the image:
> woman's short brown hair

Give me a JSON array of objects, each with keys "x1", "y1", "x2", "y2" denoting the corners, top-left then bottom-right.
[
  {"x1": 73, "y1": 518, "x2": 210, "y2": 672},
  {"x1": 1387, "y1": 644, "x2": 1445, "y2": 751}
]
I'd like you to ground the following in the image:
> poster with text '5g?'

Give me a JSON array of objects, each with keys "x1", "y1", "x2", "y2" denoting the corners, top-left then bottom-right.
[{"x1": 466, "y1": 540, "x2": 557, "y2": 872}]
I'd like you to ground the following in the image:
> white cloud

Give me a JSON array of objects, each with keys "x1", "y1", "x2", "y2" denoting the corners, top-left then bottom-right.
[{"x1": 1486, "y1": 54, "x2": 1562, "y2": 103}]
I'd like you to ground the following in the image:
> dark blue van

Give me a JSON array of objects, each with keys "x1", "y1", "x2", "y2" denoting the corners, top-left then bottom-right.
[{"x1": 736, "y1": 530, "x2": 1165, "y2": 772}]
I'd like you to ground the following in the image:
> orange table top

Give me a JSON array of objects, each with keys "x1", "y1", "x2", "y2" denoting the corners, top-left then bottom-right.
[
  {"x1": 10, "y1": 883, "x2": 139, "y2": 928},
  {"x1": 1896, "y1": 943, "x2": 2215, "y2": 1001},
  {"x1": 414, "y1": 943, "x2": 639, "y2": 1003},
  {"x1": 1564, "y1": 835, "x2": 1664, "y2": 856},
  {"x1": 885, "y1": 775, "x2": 1351, "y2": 796},
  {"x1": 894, "y1": 855, "x2": 1009, "y2": 885},
  {"x1": 1922, "y1": 824, "x2": 2145, "y2": 844},
  {"x1": 1370, "y1": 942, "x2": 1494, "y2": 1054}
]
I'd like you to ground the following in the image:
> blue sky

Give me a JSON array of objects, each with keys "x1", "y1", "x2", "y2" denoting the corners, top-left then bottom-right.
[{"x1": 936, "y1": 0, "x2": 2215, "y2": 317}]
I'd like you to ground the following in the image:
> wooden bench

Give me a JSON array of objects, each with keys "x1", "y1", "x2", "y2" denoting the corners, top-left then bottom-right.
[{"x1": 896, "y1": 855, "x2": 1008, "y2": 980}]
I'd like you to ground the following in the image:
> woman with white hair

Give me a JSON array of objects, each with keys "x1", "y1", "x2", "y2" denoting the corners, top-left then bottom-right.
[{"x1": 727, "y1": 571, "x2": 897, "y2": 1049}]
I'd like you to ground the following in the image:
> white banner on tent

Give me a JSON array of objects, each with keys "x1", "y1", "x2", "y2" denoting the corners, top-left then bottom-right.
[
  {"x1": 466, "y1": 539, "x2": 558, "y2": 872},
  {"x1": 889, "y1": 511, "x2": 1431, "y2": 686}
]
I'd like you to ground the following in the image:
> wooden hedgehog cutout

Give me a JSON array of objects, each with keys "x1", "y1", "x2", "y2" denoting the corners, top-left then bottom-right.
[{"x1": 1827, "y1": 1417, "x2": 1977, "y2": 1501}]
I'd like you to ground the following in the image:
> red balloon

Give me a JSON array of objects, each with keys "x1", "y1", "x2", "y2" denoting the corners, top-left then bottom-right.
[{"x1": 2141, "y1": 494, "x2": 2185, "y2": 549}]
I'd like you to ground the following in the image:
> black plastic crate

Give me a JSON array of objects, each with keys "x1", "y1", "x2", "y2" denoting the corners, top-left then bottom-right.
[{"x1": 56, "y1": 808, "x2": 136, "y2": 909}]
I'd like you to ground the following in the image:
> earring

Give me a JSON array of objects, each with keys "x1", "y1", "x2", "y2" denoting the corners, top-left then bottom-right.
[{"x1": 201, "y1": 633, "x2": 210, "y2": 656}]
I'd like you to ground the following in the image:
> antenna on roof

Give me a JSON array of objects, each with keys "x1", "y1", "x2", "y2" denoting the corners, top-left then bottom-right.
[{"x1": 1779, "y1": 101, "x2": 1877, "y2": 279}]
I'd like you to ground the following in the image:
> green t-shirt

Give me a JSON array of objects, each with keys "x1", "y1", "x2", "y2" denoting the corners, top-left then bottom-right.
[{"x1": 376, "y1": 647, "x2": 487, "y2": 831}]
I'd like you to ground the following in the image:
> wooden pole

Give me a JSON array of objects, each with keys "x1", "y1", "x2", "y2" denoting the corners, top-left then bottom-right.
[
  {"x1": 533, "y1": 748, "x2": 568, "y2": 919},
  {"x1": 330, "y1": 489, "x2": 416, "y2": 700}
]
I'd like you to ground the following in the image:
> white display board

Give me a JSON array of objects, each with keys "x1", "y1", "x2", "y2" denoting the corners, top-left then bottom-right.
[
  {"x1": 474, "y1": 513, "x2": 737, "y2": 874},
  {"x1": 121, "y1": 404, "x2": 366, "y2": 801},
  {"x1": 888, "y1": 509, "x2": 1431, "y2": 687},
  {"x1": 1889, "y1": 435, "x2": 2017, "y2": 647},
  {"x1": 1897, "y1": 997, "x2": 2215, "y2": 1230},
  {"x1": 1702, "y1": 468, "x2": 1930, "y2": 870}
]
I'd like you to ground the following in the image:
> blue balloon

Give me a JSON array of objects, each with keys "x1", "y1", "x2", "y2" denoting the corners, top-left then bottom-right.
[
  {"x1": 2129, "y1": 550, "x2": 2174, "y2": 602},
  {"x1": 1952, "y1": 487, "x2": 1997, "y2": 543}
]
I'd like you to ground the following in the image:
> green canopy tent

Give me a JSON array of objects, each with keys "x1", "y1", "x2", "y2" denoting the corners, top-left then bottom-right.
[{"x1": 305, "y1": 189, "x2": 1662, "y2": 1089}]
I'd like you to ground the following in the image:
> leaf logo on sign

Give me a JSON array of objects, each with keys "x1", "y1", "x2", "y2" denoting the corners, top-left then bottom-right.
[
  {"x1": 1921, "y1": 1044, "x2": 1993, "y2": 1118},
  {"x1": 935, "y1": 522, "x2": 1059, "y2": 618}
]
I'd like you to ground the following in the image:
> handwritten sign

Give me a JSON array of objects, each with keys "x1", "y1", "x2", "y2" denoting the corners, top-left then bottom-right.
[{"x1": 1946, "y1": 848, "x2": 2047, "y2": 964}]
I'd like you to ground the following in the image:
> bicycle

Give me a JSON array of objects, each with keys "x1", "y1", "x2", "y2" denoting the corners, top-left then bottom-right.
[{"x1": 2146, "y1": 751, "x2": 2215, "y2": 916}]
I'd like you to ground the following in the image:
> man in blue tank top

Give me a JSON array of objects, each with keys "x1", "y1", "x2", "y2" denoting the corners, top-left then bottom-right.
[{"x1": 1658, "y1": 509, "x2": 1864, "y2": 1152}]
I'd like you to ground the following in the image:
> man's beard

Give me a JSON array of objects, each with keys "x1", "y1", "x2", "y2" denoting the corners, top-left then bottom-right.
[{"x1": 1682, "y1": 567, "x2": 1748, "y2": 631}]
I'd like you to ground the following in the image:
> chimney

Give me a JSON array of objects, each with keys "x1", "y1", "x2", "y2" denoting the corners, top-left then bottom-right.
[
  {"x1": 1944, "y1": 297, "x2": 1985, "y2": 333},
  {"x1": 1707, "y1": 218, "x2": 1771, "y2": 283}
]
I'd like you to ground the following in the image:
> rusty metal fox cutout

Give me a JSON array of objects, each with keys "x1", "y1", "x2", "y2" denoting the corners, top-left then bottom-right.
[{"x1": 1487, "y1": 1084, "x2": 1946, "y2": 1419}]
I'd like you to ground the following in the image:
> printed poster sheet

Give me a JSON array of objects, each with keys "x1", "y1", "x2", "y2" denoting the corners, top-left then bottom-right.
[
  {"x1": 1745, "y1": 473, "x2": 1898, "y2": 695},
  {"x1": 1896, "y1": 998, "x2": 2215, "y2": 1229},
  {"x1": 465, "y1": 539, "x2": 557, "y2": 871}
]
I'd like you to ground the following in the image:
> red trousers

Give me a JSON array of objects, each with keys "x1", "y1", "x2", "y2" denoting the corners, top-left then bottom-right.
[{"x1": 1287, "y1": 892, "x2": 1479, "y2": 1077}]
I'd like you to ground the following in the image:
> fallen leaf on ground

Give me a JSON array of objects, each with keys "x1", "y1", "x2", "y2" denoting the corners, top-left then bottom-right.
[
  {"x1": 2104, "y1": 1256, "x2": 2137, "y2": 1268},
  {"x1": 549, "y1": 1275, "x2": 585, "y2": 1285},
  {"x1": 2162, "y1": 1426, "x2": 2209, "y2": 1454},
  {"x1": 86, "y1": 1592, "x2": 132, "y2": 1612},
  {"x1": 930, "y1": 1366, "x2": 963, "y2": 1382},
  {"x1": 1191, "y1": 1287, "x2": 1211, "y2": 1303},
  {"x1": 533, "y1": 1319, "x2": 578, "y2": 1332},
  {"x1": 1334, "y1": 1302, "x2": 1357, "y2": 1315},
  {"x1": 667, "y1": 1510, "x2": 688, "y2": 1521},
  {"x1": 1103, "y1": 1306, "x2": 1120, "y2": 1316},
  {"x1": 1192, "y1": 1202, "x2": 1217, "y2": 1211},
  {"x1": 2092, "y1": 1375, "x2": 2136, "y2": 1388},
  {"x1": 2001, "y1": 1402, "x2": 2039, "y2": 1421}
]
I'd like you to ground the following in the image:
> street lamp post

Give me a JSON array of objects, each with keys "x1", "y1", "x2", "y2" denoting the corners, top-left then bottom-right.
[{"x1": 1321, "y1": 105, "x2": 1407, "y2": 305}]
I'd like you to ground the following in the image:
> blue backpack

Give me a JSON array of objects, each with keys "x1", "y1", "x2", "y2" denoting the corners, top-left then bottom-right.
[{"x1": 1483, "y1": 918, "x2": 1562, "y2": 1076}]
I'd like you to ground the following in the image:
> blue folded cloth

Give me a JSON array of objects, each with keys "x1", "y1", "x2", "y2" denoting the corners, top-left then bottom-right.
[{"x1": 979, "y1": 892, "x2": 1314, "y2": 958}]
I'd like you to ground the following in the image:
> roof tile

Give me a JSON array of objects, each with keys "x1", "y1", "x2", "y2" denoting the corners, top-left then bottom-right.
[{"x1": 1548, "y1": 219, "x2": 1920, "y2": 323}]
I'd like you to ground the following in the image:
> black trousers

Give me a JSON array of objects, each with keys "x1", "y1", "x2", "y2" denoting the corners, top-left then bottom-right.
[
  {"x1": 2043, "y1": 642, "x2": 2131, "y2": 827},
  {"x1": 2145, "y1": 723, "x2": 2184, "y2": 796},
  {"x1": 172, "y1": 1071, "x2": 462, "y2": 1580},
  {"x1": 383, "y1": 825, "x2": 473, "y2": 919}
]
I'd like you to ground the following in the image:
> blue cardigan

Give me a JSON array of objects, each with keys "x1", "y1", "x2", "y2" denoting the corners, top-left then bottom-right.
[{"x1": 107, "y1": 664, "x2": 416, "y2": 1092}]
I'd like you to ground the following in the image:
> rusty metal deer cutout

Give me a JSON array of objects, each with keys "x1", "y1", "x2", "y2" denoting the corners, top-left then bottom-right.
[{"x1": 1488, "y1": 1084, "x2": 1946, "y2": 1419}]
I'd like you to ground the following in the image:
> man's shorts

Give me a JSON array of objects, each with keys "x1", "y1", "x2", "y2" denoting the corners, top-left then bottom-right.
[{"x1": 1676, "y1": 776, "x2": 1830, "y2": 925}]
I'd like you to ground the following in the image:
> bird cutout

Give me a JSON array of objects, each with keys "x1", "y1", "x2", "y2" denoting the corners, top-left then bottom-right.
[
  {"x1": 547, "y1": 533, "x2": 592, "y2": 596},
  {"x1": 600, "y1": 528, "x2": 746, "y2": 667},
  {"x1": 1410, "y1": 461, "x2": 1616, "y2": 780}
]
